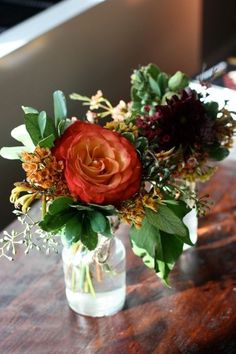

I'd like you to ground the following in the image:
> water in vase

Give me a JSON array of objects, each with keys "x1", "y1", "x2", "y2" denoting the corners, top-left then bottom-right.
[{"x1": 62, "y1": 237, "x2": 126, "y2": 317}]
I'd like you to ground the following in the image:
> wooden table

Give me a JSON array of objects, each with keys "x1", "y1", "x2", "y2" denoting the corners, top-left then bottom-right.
[{"x1": 0, "y1": 162, "x2": 236, "y2": 354}]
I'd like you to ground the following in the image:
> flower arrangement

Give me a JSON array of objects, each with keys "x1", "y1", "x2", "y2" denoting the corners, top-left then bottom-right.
[{"x1": 0, "y1": 63, "x2": 235, "y2": 286}]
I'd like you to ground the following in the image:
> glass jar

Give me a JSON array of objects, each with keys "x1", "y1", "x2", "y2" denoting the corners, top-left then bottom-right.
[
  {"x1": 62, "y1": 236, "x2": 126, "y2": 317},
  {"x1": 183, "y1": 181, "x2": 198, "y2": 250}
]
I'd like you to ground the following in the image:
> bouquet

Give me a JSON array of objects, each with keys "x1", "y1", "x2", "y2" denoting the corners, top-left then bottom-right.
[{"x1": 1, "y1": 63, "x2": 235, "y2": 285}]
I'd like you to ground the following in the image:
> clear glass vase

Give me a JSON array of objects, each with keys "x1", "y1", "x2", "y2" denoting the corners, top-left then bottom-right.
[
  {"x1": 183, "y1": 181, "x2": 198, "y2": 250},
  {"x1": 62, "y1": 236, "x2": 126, "y2": 317}
]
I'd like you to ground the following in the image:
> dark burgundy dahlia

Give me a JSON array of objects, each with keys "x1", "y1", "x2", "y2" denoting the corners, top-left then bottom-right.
[{"x1": 136, "y1": 89, "x2": 216, "y2": 153}]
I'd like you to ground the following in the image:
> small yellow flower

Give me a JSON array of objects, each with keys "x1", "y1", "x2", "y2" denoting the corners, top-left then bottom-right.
[
  {"x1": 142, "y1": 195, "x2": 158, "y2": 212},
  {"x1": 10, "y1": 182, "x2": 39, "y2": 213},
  {"x1": 10, "y1": 183, "x2": 34, "y2": 204},
  {"x1": 155, "y1": 147, "x2": 175, "y2": 161},
  {"x1": 119, "y1": 192, "x2": 160, "y2": 229},
  {"x1": 105, "y1": 120, "x2": 138, "y2": 137},
  {"x1": 15, "y1": 193, "x2": 38, "y2": 214},
  {"x1": 21, "y1": 146, "x2": 69, "y2": 196}
]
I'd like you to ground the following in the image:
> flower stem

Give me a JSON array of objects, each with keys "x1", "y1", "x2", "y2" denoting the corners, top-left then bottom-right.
[
  {"x1": 85, "y1": 265, "x2": 96, "y2": 297},
  {"x1": 79, "y1": 265, "x2": 86, "y2": 290},
  {"x1": 71, "y1": 267, "x2": 76, "y2": 291},
  {"x1": 95, "y1": 262, "x2": 102, "y2": 282}
]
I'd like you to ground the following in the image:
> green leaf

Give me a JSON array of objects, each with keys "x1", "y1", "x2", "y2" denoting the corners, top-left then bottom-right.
[
  {"x1": 130, "y1": 218, "x2": 184, "y2": 284},
  {"x1": 64, "y1": 214, "x2": 82, "y2": 245},
  {"x1": 89, "y1": 211, "x2": 107, "y2": 234},
  {"x1": 25, "y1": 113, "x2": 42, "y2": 146},
  {"x1": 130, "y1": 87, "x2": 139, "y2": 101},
  {"x1": 39, "y1": 210, "x2": 76, "y2": 232},
  {"x1": 157, "y1": 72, "x2": 169, "y2": 95},
  {"x1": 162, "y1": 201, "x2": 193, "y2": 246},
  {"x1": 168, "y1": 71, "x2": 189, "y2": 91},
  {"x1": 48, "y1": 197, "x2": 74, "y2": 215},
  {"x1": 145, "y1": 205, "x2": 188, "y2": 238},
  {"x1": 57, "y1": 119, "x2": 66, "y2": 137},
  {"x1": 204, "y1": 101, "x2": 219, "y2": 118},
  {"x1": 102, "y1": 219, "x2": 113, "y2": 237},
  {"x1": 146, "y1": 63, "x2": 160, "y2": 78},
  {"x1": 0, "y1": 146, "x2": 27, "y2": 160},
  {"x1": 69, "y1": 93, "x2": 91, "y2": 102},
  {"x1": 90, "y1": 204, "x2": 117, "y2": 216},
  {"x1": 88, "y1": 211, "x2": 112, "y2": 237},
  {"x1": 11, "y1": 124, "x2": 35, "y2": 150},
  {"x1": 44, "y1": 116, "x2": 56, "y2": 139},
  {"x1": 157, "y1": 230, "x2": 184, "y2": 264},
  {"x1": 81, "y1": 218, "x2": 98, "y2": 250},
  {"x1": 155, "y1": 259, "x2": 174, "y2": 287},
  {"x1": 155, "y1": 231, "x2": 184, "y2": 284},
  {"x1": 122, "y1": 132, "x2": 135, "y2": 144},
  {"x1": 135, "y1": 137, "x2": 149, "y2": 153},
  {"x1": 38, "y1": 111, "x2": 47, "y2": 137},
  {"x1": 70, "y1": 204, "x2": 94, "y2": 212},
  {"x1": 21, "y1": 106, "x2": 38, "y2": 114},
  {"x1": 131, "y1": 240, "x2": 155, "y2": 269},
  {"x1": 53, "y1": 90, "x2": 67, "y2": 127},
  {"x1": 130, "y1": 218, "x2": 159, "y2": 258},
  {"x1": 38, "y1": 134, "x2": 55, "y2": 149},
  {"x1": 208, "y1": 146, "x2": 229, "y2": 161},
  {"x1": 148, "y1": 76, "x2": 161, "y2": 96}
]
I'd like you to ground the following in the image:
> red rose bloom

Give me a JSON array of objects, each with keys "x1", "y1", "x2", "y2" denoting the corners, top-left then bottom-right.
[{"x1": 53, "y1": 120, "x2": 142, "y2": 204}]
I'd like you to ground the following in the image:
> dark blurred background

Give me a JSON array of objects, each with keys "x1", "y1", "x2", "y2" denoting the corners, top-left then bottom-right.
[
  {"x1": 0, "y1": 0, "x2": 236, "y2": 228},
  {"x1": 0, "y1": 0, "x2": 62, "y2": 34}
]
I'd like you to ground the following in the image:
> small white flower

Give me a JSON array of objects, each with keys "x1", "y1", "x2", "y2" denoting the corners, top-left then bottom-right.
[
  {"x1": 86, "y1": 111, "x2": 97, "y2": 123},
  {"x1": 90, "y1": 90, "x2": 103, "y2": 110},
  {"x1": 112, "y1": 100, "x2": 129, "y2": 122}
]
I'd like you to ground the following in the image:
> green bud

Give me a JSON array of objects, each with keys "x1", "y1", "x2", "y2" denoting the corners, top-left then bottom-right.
[{"x1": 168, "y1": 71, "x2": 189, "y2": 91}]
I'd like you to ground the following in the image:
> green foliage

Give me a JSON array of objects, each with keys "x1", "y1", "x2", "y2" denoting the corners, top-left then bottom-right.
[
  {"x1": 23, "y1": 91, "x2": 68, "y2": 149},
  {"x1": 204, "y1": 101, "x2": 219, "y2": 118},
  {"x1": 157, "y1": 72, "x2": 169, "y2": 95},
  {"x1": 21, "y1": 106, "x2": 39, "y2": 114},
  {"x1": 207, "y1": 146, "x2": 229, "y2": 161},
  {"x1": 122, "y1": 132, "x2": 135, "y2": 144},
  {"x1": 130, "y1": 202, "x2": 192, "y2": 284},
  {"x1": 168, "y1": 71, "x2": 189, "y2": 91},
  {"x1": 145, "y1": 205, "x2": 187, "y2": 237},
  {"x1": 130, "y1": 64, "x2": 189, "y2": 115},
  {"x1": 148, "y1": 76, "x2": 161, "y2": 96},
  {"x1": 0, "y1": 124, "x2": 35, "y2": 160},
  {"x1": 39, "y1": 197, "x2": 113, "y2": 249},
  {"x1": 0, "y1": 146, "x2": 29, "y2": 160},
  {"x1": 53, "y1": 90, "x2": 67, "y2": 135},
  {"x1": 39, "y1": 210, "x2": 76, "y2": 232},
  {"x1": 24, "y1": 112, "x2": 56, "y2": 149},
  {"x1": 48, "y1": 197, "x2": 73, "y2": 214},
  {"x1": 63, "y1": 214, "x2": 83, "y2": 245},
  {"x1": 130, "y1": 216, "x2": 185, "y2": 284},
  {"x1": 88, "y1": 211, "x2": 112, "y2": 237},
  {"x1": 135, "y1": 137, "x2": 149, "y2": 154},
  {"x1": 81, "y1": 219, "x2": 98, "y2": 250},
  {"x1": 73, "y1": 203, "x2": 117, "y2": 216}
]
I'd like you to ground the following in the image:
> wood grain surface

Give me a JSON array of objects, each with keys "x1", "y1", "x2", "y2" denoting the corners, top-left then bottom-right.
[{"x1": 0, "y1": 161, "x2": 236, "y2": 354}]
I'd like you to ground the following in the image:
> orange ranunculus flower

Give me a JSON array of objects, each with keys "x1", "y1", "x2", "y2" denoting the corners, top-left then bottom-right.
[{"x1": 53, "y1": 120, "x2": 142, "y2": 204}]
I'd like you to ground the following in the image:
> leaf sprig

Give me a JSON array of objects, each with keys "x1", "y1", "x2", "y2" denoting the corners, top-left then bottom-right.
[{"x1": 39, "y1": 197, "x2": 116, "y2": 250}]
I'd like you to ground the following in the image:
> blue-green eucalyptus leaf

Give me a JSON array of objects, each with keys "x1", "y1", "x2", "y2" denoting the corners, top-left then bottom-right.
[{"x1": 53, "y1": 90, "x2": 67, "y2": 127}]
